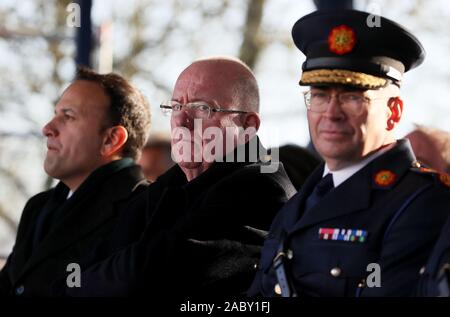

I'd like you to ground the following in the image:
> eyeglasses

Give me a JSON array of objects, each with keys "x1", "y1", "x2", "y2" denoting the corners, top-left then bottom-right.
[
  {"x1": 303, "y1": 90, "x2": 383, "y2": 115},
  {"x1": 160, "y1": 100, "x2": 248, "y2": 119}
]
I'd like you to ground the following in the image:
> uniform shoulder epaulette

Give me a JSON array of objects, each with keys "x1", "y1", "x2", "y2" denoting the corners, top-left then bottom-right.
[
  {"x1": 410, "y1": 161, "x2": 450, "y2": 189},
  {"x1": 437, "y1": 173, "x2": 450, "y2": 189}
]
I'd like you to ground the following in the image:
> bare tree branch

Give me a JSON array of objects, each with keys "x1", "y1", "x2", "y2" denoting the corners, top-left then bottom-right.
[
  {"x1": 239, "y1": 0, "x2": 266, "y2": 69},
  {"x1": 0, "y1": 203, "x2": 18, "y2": 233},
  {"x1": 0, "y1": 167, "x2": 31, "y2": 198},
  {"x1": 0, "y1": 131, "x2": 42, "y2": 138}
]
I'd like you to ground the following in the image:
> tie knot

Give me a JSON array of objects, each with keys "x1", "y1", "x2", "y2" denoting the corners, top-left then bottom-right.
[
  {"x1": 316, "y1": 173, "x2": 334, "y2": 195},
  {"x1": 302, "y1": 173, "x2": 335, "y2": 215}
]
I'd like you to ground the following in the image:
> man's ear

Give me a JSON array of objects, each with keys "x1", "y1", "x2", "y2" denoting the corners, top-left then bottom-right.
[
  {"x1": 101, "y1": 126, "x2": 128, "y2": 158},
  {"x1": 386, "y1": 97, "x2": 403, "y2": 131},
  {"x1": 242, "y1": 112, "x2": 261, "y2": 132},
  {"x1": 236, "y1": 112, "x2": 260, "y2": 145}
]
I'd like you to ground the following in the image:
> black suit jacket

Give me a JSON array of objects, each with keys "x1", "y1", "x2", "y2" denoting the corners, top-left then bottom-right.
[
  {"x1": 249, "y1": 139, "x2": 450, "y2": 297},
  {"x1": 0, "y1": 159, "x2": 148, "y2": 297},
  {"x1": 64, "y1": 140, "x2": 297, "y2": 297}
]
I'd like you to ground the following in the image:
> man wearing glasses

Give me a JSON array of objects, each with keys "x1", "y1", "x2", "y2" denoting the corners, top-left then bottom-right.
[
  {"x1": 60, "y1": 57, "x2": 296, "y2": 297},
  {"x1": 249, "y1": 10, "x2": 450, "y2": 297}
]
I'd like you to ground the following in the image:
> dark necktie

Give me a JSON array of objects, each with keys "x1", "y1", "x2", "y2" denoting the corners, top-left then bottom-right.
[{"x1": 304, "y1": 173, "x2": 334, "y2": 214}]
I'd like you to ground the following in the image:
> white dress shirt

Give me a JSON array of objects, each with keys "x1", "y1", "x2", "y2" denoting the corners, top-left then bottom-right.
[{"x1": 323, "y1": 143, "x2": 395, "y2": 188}]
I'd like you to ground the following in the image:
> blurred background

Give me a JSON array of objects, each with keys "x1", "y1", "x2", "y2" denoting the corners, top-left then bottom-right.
[{"x1": 1, "y1": 0, "x2": 449, "y2": 261}]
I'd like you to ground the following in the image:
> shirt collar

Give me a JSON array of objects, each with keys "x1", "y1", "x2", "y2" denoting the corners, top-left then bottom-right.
[{"x1": 323, "y1": 143, "x2": 395, "y2": 187}]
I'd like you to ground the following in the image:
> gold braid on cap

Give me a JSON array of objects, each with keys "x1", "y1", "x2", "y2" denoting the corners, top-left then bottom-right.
[{"x1": 300, "y1": 69, "x2": 387, "y2": 89}]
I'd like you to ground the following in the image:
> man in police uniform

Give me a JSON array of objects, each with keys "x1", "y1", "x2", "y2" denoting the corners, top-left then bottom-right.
[{"x1": 248, "y1": 9, "x2": 450, "y2": 297}]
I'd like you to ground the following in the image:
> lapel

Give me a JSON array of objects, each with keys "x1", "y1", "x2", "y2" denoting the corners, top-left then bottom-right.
[
  {"x1": 289, "y1": 165, "x2": 372, "y2": 233},
  {"x1": 9, "y1": 190, "x2": 54, "y2": 279},
  {"x1": 17, "y1": 162, "x2": 144, "y2": 280},
  {"x1": 146, "y1": 159, "x2": 249, "y2": 230},
  {"x1": 145, "y1": 167, "x2": 189, "y2": 231},
  {"x1": 281, "y1": 164, "x2": 324, "y2": 232},
  {"x1": 287, "y1": 139, "x2": 416, "y2": 234}
]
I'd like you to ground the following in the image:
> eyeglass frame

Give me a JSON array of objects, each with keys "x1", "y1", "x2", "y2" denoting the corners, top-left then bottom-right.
[
  {"x1": 302, "y1": 89, "x2": 386, "y2": 115},
  {"x1": 160, "y1": 100, "x2": 249, "y2": 119}
]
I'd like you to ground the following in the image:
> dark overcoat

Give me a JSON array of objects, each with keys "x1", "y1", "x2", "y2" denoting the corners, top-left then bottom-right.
[
  {"x1": 63, "y1": 140, "x2": 297, "y2": 297},
  {"x1": 0, "y1": 159, "x2": 148, "y2": 297}
]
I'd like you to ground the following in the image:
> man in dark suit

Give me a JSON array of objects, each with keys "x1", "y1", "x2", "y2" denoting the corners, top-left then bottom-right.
[
  {"x1": 62, "y1": 57, "x2": 296, "y2": 297},
  {"x1": 0, "y1": 68, "x2": 151, "y2": 296},
  {"x1": 248, "y1": 10, "x2": 450, "y2": 297},
  {"x1": 418, "y1": 216, "x2": 450, "y2": 296}
]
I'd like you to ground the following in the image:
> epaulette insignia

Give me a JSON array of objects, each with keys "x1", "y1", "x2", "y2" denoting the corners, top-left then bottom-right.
[
  {"x1": 410, "y1": 162, "x2": 438, "y2": 174},
  {"x1": 438, "y1": 173, "x2": 450, "y2": 188},
  {"x1": 410, "y1": 165, "x2": 450, "y2": 188},
  {"x1": 419, "y1": 167, "x2": 438, "y2": 174}
]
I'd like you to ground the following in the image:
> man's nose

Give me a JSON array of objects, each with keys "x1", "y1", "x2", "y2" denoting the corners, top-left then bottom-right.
[
  {"x1": 42, "y1": 117, "x2": 58, "y2": 137},
  {"x1": 323, "y1": 95, "x2": 346, "y2": 120},
  {"x1": 171, "y1": 108, "x2": 195, "y2": 130}
]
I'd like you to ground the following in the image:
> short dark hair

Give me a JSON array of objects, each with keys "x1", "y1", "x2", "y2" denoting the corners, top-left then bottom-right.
[{"x1": 75, "y1": 67, "x2": 151, "y2": 160}]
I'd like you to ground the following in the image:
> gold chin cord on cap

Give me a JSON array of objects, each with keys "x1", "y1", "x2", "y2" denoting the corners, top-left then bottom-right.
[{"x1": 300, "y1": 69, "x2": 388, "y2": 89}]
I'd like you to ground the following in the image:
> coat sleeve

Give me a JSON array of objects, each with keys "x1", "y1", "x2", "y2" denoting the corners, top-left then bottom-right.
[
  {"x1": 361, "y1": 186, "x2": 450, "y2": 296},
  {"x1": 417, "y1": 216, "x2": 450, "y2": 296},
  {"x1": 0, "y1": 254, "x2": 13, "y2": 295},
  {"x1": 0, "y1": 192, "x2": 49, "y2": 296},
  {"x1": 59, "y1": 227, "x2": 182, "y2": 296}
]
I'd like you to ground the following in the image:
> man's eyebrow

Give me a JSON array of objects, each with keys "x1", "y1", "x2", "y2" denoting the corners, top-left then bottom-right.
[
  {"x1": 311, "y1": 86, "x2": 366, "y2": 93},
  {"x1": 54, "y1": 107, "x2": 77, "y2": 115},
  {"x1": 311, "y1": 86, "x2": 331, "y2": 91},
  {"x1": 341, "y1": 87, "x2": 366, "y2": 93},
  {"x1": 171, "y1": 98, "x2": 216, "y2": 105}
]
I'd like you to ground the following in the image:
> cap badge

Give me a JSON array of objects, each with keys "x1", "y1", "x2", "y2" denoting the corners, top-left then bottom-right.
[{"x1": 328, "y1": 24, "x2": 356, "y2": 55}]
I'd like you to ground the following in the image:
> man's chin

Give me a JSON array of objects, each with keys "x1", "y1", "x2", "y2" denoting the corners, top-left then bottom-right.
[
  {"x1": 43, "y1": 158, "x2": 62, "y2": 177},
  {"x1": 43, "y1": 168, "x2": 60, "y2": 181},
  {"x1": 43, "y1": 159, "x2": 53, "y2": 174},
  {"x1": 177, "y1": 161, "x2": 203, "y2": 169},
  {"x1": 319, "y1": 145, "x2": 359, "y2": 162}
]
